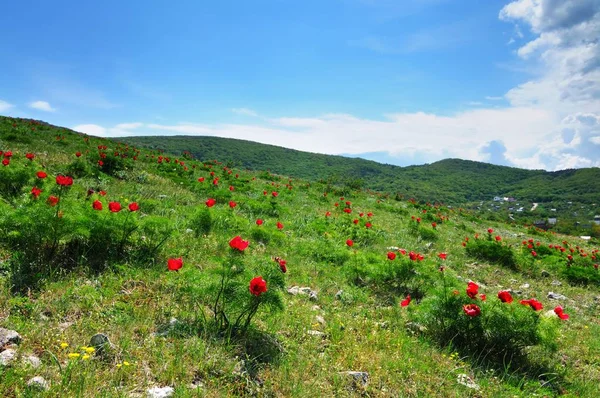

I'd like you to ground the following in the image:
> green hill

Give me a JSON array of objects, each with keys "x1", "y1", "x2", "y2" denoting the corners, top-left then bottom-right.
[
  {"x1": 122, "y1": 135, "x2": 600, "y2": 204},
  {"x1": 0, "y1": 115, "x2": 599, "y2": 396}
]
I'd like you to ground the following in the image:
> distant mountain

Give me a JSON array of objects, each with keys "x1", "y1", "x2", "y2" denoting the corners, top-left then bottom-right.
[{"x1": 120, "y1": 135, "x2": 600, "y2": 204}]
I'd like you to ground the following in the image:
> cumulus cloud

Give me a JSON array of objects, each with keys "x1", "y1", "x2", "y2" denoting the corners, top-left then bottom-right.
[
  {"x1": 231, "y1": 108, "x2": 258, "y2": 117},
  {"x1": 29, "y1": 100, "x2": 57, "y2": 112},
  {"x1": 115, "y1": 122, "x2": 143, "y2": 130},
  {"x1": 0, "y1": 100, "x2": 14, "y2": 112}
]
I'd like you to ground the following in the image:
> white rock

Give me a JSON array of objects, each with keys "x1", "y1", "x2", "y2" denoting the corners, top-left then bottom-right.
[
  {"x1": 307, "y1": 330, "x2": 325, "y2": 337},
  {"x1": 0, "y1": 328, "x2": 21, "y2": 346},
  {"x1": 519, "y1": 283, "x2": 530, "y2": 289},
  {"x1": 27, "y1": 376, "x2": 49, "y2": 390},
  {"x1": 147, "y1": 386, "x2": 174, "y2": 398},
  {"x1": 0, "y1": 348, "x2": 17, "y2": 366},
  {"x1": 315, "y1": 315, "x2": 326, "y2": 325},
  {"x1": 548, "y1": 292, "x2": 567, "y2": 300},
  {"x1": 24, "y1": 354, "x2": 42, "y2": 369},
  {"x1": 457, "y1": 374, "x2": 479, "y2": 390},
  {"x1": 339, "y1": 371, "x2": 369, "y2": 387},
  {"x1": 287, "y1": 286, "x2": 299, "y2": 295}
]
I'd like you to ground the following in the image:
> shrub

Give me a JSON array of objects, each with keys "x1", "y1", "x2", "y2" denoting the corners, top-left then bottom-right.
[
  {"x1": 465, "y1": 238, "x2": 517, "y2": 269},
  {"x1": 190, "y1": 207, "x2": 212, "y2": 237},
  {"x1": 0, "y1": 163, "x2": 32, "y2": 200},
  {"x1": 562, "y1": 265, "x2": 600, "y2": 286}
]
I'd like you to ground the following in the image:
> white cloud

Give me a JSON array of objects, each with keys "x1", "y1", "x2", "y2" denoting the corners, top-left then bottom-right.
[
  {"x1": 115, "y1": 122, "x2": 143, "y2": 130},
  {"x1": 72, "y1": 124, "x2": 106, "y2": 136},
  {"x1": 485, "y1": 96, "x2": 504, "y2": 101},
  {"x1": 0, "y1": 100, "x2": 14, "y2": 112},
  {"x1": 231, "y1": 108, "x2": 258, "y2": 117},
  {"x1": 29, "y1": 100, "x2": 56, "y2": 112}
]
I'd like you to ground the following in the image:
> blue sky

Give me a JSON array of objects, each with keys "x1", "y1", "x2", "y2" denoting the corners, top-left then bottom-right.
[{"x1": 1, "y1": 0, "x2": 599, "y2": 170}]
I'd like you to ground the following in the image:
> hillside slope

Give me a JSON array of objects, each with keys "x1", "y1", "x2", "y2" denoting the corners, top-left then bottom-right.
[{"x1": 122, "y1": 135, "x2": 600, "y2": 204}]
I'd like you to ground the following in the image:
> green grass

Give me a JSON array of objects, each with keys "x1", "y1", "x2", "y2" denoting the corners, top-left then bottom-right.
[{"x1": 0, "y1": 116, "x2": 599, "y2": 397}]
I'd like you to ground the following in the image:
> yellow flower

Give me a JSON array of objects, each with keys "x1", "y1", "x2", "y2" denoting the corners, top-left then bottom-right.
[
  {"x1": 68, "y1": 353, "x2": 81, "y2": 359},
  {"x1": 60, "y1": 342, "x2": 69, "y2": 349},
  {"x1": 85, "y1": 347, "x2": 95, "y2": 354},
  {"x1": 123, "y1": 361, "x2": 131, "y2": 366},
  {"x1": 116, "y1": 363, "x2": 122, "y2": 368},
  {"x1": 82, "y1": 354, "x2": 90, "y2": 360}
]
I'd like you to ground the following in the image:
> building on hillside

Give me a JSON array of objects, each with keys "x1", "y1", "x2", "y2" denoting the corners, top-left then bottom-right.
[
  {"x1": 493, "y1": 196, "x2": 502, "y2": 202},
  {"x1": 506, "y1": 197, "x2": 516, "y2": 202},
  {"x1": 548, "y1": 217, "x2": 557, "y2": 225},
  {"x1": 594, "y1": 215, "x2": 600, "y2": 225}
]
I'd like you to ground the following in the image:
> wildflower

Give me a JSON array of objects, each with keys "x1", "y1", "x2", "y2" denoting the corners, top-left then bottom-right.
[
  {"x1": 431, "y1": 222, "x2": 437, "y2": 228},
  {"x1": 2, "y1": 158, "x2": 9, "y2": 166},
  {"x1": 463, "y1": 304, "x2": 481, "y2": 317},
  {"x1": 531, "y1": 250, "x2": 537, "y2": 257},
  {"x1": 365, "y1": 222, "x2": 372, "y2": 228},
  {"x1": 48, "y1": 195, "x2": 59, "y2": 207},
  {"x1": 554, "y1": 305, "x2": 569, "y2": 320},
  {"x1": 60, "y1": 342, "x2": 69, "y2": 349},
  {"x1": 487, "y1": 228, "x2": 493, "y2": 234},
  {"x1": 198, "y1": 177, "x2": 205, "y2": 182},
  {"x1": 346, "y1": 239, "x2": 354, "y2": 247},
  {"x1": 495, "y1": 235, "x2": 502, "y2": 242},
  {"x1": 68, "y1": 353, "x2": 81, "y2": 359},
  {"x1": 249, "y1": 276, "x2": 267, "y2": 296},
  {"x1": 76, "y1": 152, "x2": 82, "y2": 157},
  {"x1": 276, "y1": 258, "x2": 287, "y2": 273},
  {"x1": 93, "y1": 200, "x2": 103, "y2": 211},
  {"x1": 128, "y1": 202, "x2": 139, "y2": 212},
  {"x1": 99, "y1": 190, "x2": 107, "y2": 196},
  {"x1": 82, "y1": 354, "x2": 91, "y2": 360},
  {"x1": 98, "y1": 160, "x2": 104, "y2": 167},
  {"x1": 276, "y1": 221, "x2": 284, "y2": 230},
  {"x1": 400, "y1": 295, "x2": 411, "y2": 307},
  {"x1": 84, "y1": 347, "x2": 95, "y2": 354},
  {"x1": 343, "y1": 208, "x2": 352, "y2": 214},
  {"x1": 272, "y1": 191, "x2": 278, "y2": 197},
  {"x1": 206, "y1": 198, "x2": 216, "y2": 207},
  {"x1": 109, "y1": 202, "x2": 121, "y2": 212},
  {"x1": 167, "y1": 257, "x2": 183, "y2": 271},
  {"x1": 497, "y1": 290, "x2": 513, "y2": 303},
  {"x1": 480, "y1": 294, "x2": 487, "y2": 301},
  {"x1": 325, "y1": 211, "x2": 331, "y2": 217},
  {"x1": 438, "y1": 252, "x2": 447, "y2": 260},
  {"x1": 25, "y1": 153, "x2": 35, "y2": 160},
  {"x1": 466, "y1": 281, "x2": 479, "y2": 299},
  {"x1": 256, "y1": 219, "x2": 263, "y2": 226},
  {"x1": 520, "y1": 299, "x2": 543, "y2": 311},
  {"x1": 229, "y1": 201, "x2": 237, "y2": 208},
  {"x1": 36, "y1": 171, "x2": 47, "y2": 178},
  {"x1": 31, "y1": 186, "x2": 42, "y2": 199},
  {"x1": 56, "y1": 175, "x2": 73, "y2": 186},
  {"x1": 229, "y1": 185, "x2": 234, "y2": 191},
  {"x1": 387, "y1": 252, "x2": 396, "y2": 260},
  {"x1": 229, "y1": 235, "x2": 249, "y2": 251}
]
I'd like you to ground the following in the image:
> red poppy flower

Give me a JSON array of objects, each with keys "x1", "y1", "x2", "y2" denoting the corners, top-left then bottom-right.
[
  {"x1": 487, "y1": 228, "x2": 493, "y2": 234},
  {"x1": 480, "y1": 294, "x2": 487, "y2": 301},
  {"x1": 272, "y1": 191, "x2": 278, "y2": 197},
  {"x1": 206, "y1": 198, "x2": 216, "y2": 207},
  {"x1": 276, "y1": 221, "x2": 284, "y2": 230},
  {"x1": 497, "y1": 290, "x2": 513, "y2": 303},
  {"x1": 343, "y1": 208, "x2": 352, "y2": 214},
  {"x1": 2, "y1": 158, "x2": 9, "y2": 166},
  {"x1": 359, "y1": 212, "x2": 364, "y2": 217},
  {"x1": 99, "y1": 190, "x2": 107, "y2": 196},
  {"x1": 36, "y1": 171, "x2": 47, "y2": 178},
  {"x1": 400, "y1": 295, "x2": 411, "y2": 307},
  {"x1": 48, "y1": 195, "x2": 59, "y2": 206},
  {"x1": 93, "y1": 200, "x2": 103, "y2": 211},
  {"x1": 256, "y1": 219, "x2": 263, "y2": 226},
  {"x1": 438, "y1": 252, "x2": 447, "y2": 260},
  {"x1": 25, "y1": 153, "x2": 35, "y2": 160},
  {"x1": 531, "y1": 250, "x2": 537, "y2": 257},
  {"x1": 263, "y1": 190, "x2": 267, "y2": 195},
  {"x1": 31, "y1": 186, "x2": 42, "y2": 198},
  {"x1": 229, "y1": 201, "x2": 237, "y2": 208},
  {"x1": 399, "y1": 249, "x2": 406, "y2": 255},
  {"x1": 76, "y1": 152, "x2": 82, "y2": 157},
  {"x1": 3, "y1": 151, "x2": 12, "y2": 158},
  {"x1": 554, "y1": 305, "x2": 569, "y2": 320},
  {"x1": 367, "y1": 212, "x2": 373, "y2": 217},
  {"x1": 212, "y1": 178, "x2": 219, "y2": 185},
  {"x1": 277, "y1": 258, "x2": 287, "y2": 273},
  {"x1": 198, "y1": 177, "x2": 205, "y2": 182},
  {"x1": 365, "y1": 222, "x2": 372, "y2": 228},
  {"x1": 409, "y1": 251, "x2": 418, "y2": 261},
  {"x1": 109, "y1": 202, "x2": 121, "y2": 212},
  {"x1": 325, "y1": 211, "x2": 331, "y2": 217},
  {"x1": 249, "y1": 276, "x2": 267, "y2": 296},
  {"x1": 346, "y1": 239, "x2": 354, "y2": 247},
  {"x1": 431, "y1": 222, "x2": 437, "y2": 228},
  {"x1": 466, "y1": 281, "x2": 479, "y2": 299},
  {"x1": 387, "y1": 252, "x2": 396, "y2": 260},
  {"x1": 463, "y1": 304, "x2": 481, "y2": 317},
  {"x1": 229, "y1": 235, "x2": 249, "y2": 251},
  {"x1": 128, "y1": 202, "x2": 139, "y2": 212},
  {"x1": 352, "y1": 219, "x2": 359, "y2": 224},
  {"x1": 519, "y1": 299, "x2": 543, "y2": 311},
  {"x1": 56, "y1": 175, "x2": 73, "y2": 186},
  {"x1": 167, "y1": 257, "x2": 183, "y2": 271}
]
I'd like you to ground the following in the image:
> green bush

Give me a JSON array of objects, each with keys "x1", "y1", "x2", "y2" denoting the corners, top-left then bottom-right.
[
  {"x1": 465, "y1": 238, "x2": 518, "y2": 269},
  {"x1": 0, "y1": 163, "x2": 32, "y2": 200},
  {"x1": 562, "y1": 265, "x2": 600, "y2": 286}
]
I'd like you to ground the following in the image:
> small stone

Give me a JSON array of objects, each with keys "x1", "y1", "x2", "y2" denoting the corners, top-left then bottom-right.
[
  {"x1": 287, "y1": 286, "x2": 299, "y2": 295},
  {"x1": 27, "y1": 376, "x2": 49, "y2": 390},
  {"x1": 378, "y1": 321, "x2": 389, "y2": 329},
  {"x1": 0, "y1": 328, "x2": 21, "y2": 346},
  {"x1": 541, "y1": 270, "x2": 550, "y2": 277},
  {"x1": 307, "y1": 330, "x2": 325, "y2": 337},
  {"x1": 457, "y1": 374, "x2": 480, "y2": 390},
  {"x1": 89, "y1": 333, "x2": 111, "y2": 354},
  {"x1": 520, "y1": 283, "x2": 530, "y2": 289},
  {"x1": 335, "y1": 290, "x2": 344, "y2": 300},
  {"x1": 405, "y1": 322, "x2": 427, "y2": 335},
  {"x1": 58, "y1": 321, "x2": 73, "y2": 331},
  {"x1": 548, "y1": 292, "x2": 567, "y2": 300},
  {"x1": 315, "y1": 315, "x2": 326, "y2": 325},
  {"x1": 158, "y1": 195, "x2": 167, "y2": 199},
  {"x1": 309, "y1": 291, "x2": 318, "y2": 301},
  {"x1": 147, "y1": 386, "x2": 174, "y2": 398},
  {"x1": 24, "y1": 354, "x2": 42, "y2": 369},
  {"x1": 551, "y1": 280, "x2": 562, "y2": 286},
  {"x1": 339, "y1": 371, "x2": 369, "y2": 387},
  {"x1": 185, "y1": 228, "x2": 194, "y2": 234},
  {"x1": 299, "y1": 287, "x2": 312, "y2": 295},
  {"x1": 0, "y1": 348, "x2": 17, "y2": 366},
  {"x1": 513, "y1": 290, "x2": 523, "y2": 296},
  {"x1": 311, "y1": 305, "x2": 321, "y2": 311}
]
